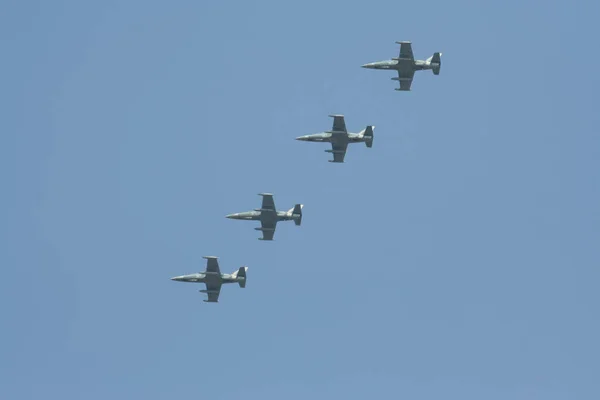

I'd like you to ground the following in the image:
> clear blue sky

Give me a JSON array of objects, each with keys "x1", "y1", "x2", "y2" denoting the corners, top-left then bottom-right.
[{"x1": 2, "y1": 1, "x2": 599, "y2": 399}]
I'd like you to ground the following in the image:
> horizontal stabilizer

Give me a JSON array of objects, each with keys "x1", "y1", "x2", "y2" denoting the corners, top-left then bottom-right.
[
  {"x1": 362, "y1": 126, "x2": 374, "y2": 148},
  {"x1": 236, "y1": 266, "x2": 247, "y2": 288},
  {"x1": 432, "y1": 52, "x2": 442, "y2": 75},
  {"x1": 291, "y1": 204, "x2": 303, "y2": 226}
]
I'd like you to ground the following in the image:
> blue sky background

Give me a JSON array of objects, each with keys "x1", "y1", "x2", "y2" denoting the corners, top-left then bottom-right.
[{"x1": 2, "y1": 1, "x2": 600, "y2": 399}]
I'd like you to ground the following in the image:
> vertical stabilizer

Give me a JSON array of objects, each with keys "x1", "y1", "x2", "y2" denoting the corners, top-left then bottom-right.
[
  {"x1": 235, "y1": 266, "x2": 248, "y2": 288},
  {"x1": 288, "y1": 204, "x2": 303, "y2": 226},
  {"x1": 428, "y1": 52, "x2": 442, "y2": 75},
  {"x1": 362, "y1": 126, "x2": 374, "y2": 148}
]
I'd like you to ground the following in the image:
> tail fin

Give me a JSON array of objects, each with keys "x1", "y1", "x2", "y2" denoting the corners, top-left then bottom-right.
[
  {"x1": 288, "y1": 204, "x2": 303, "y2": 226},
  {"x1": 361, "y1": 126, "x2": 374, "y2": 148},
  {"x1": 232, "y1": 266, "x2": 248, "y2": 288},
  {"x1": 427, "y1": 52, "x2": 442, "y2": 75}
]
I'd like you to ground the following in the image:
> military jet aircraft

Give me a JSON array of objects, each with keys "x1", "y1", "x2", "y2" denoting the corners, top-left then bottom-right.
[
  {"x1": 226, "y1": 193, "x2": 303, "y2": 240},
  {"x1": 171, "y1": 256, "x2": 247, "y2": 303},
  {"x1": 295, "y1": 114, "x2": 374, "y2": 163},
  {"x1": 362, "y1": 41, "x2": 442, "y2": 91}
]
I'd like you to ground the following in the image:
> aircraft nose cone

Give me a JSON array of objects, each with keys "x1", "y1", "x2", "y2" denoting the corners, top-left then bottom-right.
[
  {"x1": 361, "y1": 63, "x2": 376, "y2": 69},
  {"x1": 295, "y1": 136, "x2": 308, "y2": 141},
  {"x1": 226, "y1": 213, "x2": 235, "y2": 219}
]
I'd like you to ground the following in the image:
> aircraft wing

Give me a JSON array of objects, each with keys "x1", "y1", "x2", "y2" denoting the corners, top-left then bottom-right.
[
  {"x1": 203, "y1": 256, "x2": 221, "y2": 275},
  {"x1": 259, "y1": 220, "x2": 276, "y2": 240},
  {"x1": 330, "y1": 141, "x2": 348, "y2": 163},
  {"x1": 396, "y1": 41, "x2": 414, "y2": 61},
  {"x1": 259, "y1": 193, "x2": 276, "y2": 211},
  {"x1": 395, "y1": 70, "x2": 415, "y2": 91},
  {"x1": 329, "y1": 114, "x2": 347, "y2": 133},
  {"x1": 203, "y1": 281, "x2": 221, "y2": 303}
]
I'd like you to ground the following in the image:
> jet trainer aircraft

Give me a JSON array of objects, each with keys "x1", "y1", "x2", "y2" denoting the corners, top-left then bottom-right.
[
  {"x1": 362, "y1": 41, "x2": 442, "y2": 91},
  {"x1": 295, "y1": 114, "x2": 374, "y2": 163},
  {"x1": 226, "y1": 193, "x2": 303, "y2": 240},
  {"x1": 171, "y1": 256, "x2": 247, "y2": 303}
]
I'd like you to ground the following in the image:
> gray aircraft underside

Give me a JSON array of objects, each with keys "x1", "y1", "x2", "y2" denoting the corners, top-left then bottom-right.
[
  {"x1": 361, "y1": 41, "x2": 442, "y2": 91},
  {"x1": 171, "y1": 256, "x2": 247, "y2": 303},
  {"x1": 226, "y1": 193, "x2": 303, "y2": 240},
  {"x1": 296, "y1": 114, "x2": 374, "y2": 163}
]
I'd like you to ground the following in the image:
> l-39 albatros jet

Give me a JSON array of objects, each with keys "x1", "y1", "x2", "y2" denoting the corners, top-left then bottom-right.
[
  {"x1": 362, "y1": 41, "x2": 442, "y2": 91},
  {"x1": 295, "y1": 114, "x2": 374, "y2": 163},
  {"x1": 171, "y1": 256, "x2": 247, "y2": 303},
  {"x1": 226, "y1": 193, "x2": 303, "y2": 240}
]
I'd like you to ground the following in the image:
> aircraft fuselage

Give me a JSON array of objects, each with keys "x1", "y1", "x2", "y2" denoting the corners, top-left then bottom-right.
[
  {"x1": 361, "y1": 59, "x2": 431, "y2": 71},
  {"x1": 170, "y1": 272, "x2": 242, "y2": 285},
  {"x1": 225, "y1": 209, "x2": 295, "y2": 222},
  {"x1": 295, "y1": 132, "x2": 366, "y2": 144}
]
